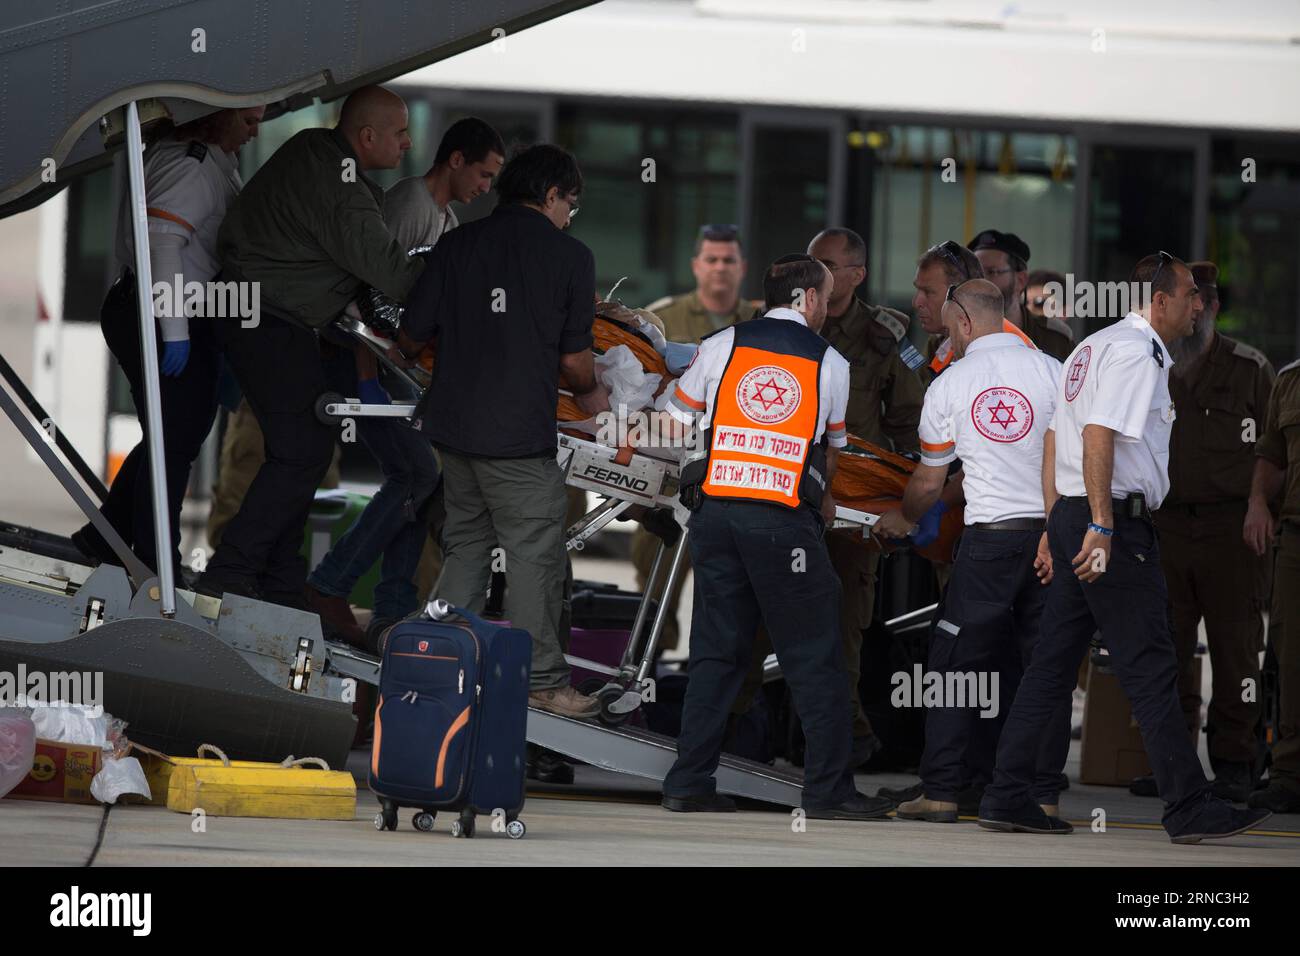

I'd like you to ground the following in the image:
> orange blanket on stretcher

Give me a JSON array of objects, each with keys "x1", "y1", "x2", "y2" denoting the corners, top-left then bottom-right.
[{"x1": 555, "y1": 314, "x2": 962, "y2": 563}]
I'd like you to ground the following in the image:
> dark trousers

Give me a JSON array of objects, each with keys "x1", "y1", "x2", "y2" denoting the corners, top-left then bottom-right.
[
  {"x1": 204, "y1": 309, "x2": 335, "y2": 604},
  {"x1": 920, "y1": 528, "x2": 1066, "y2": 804},
  {"x1": 663, "y1": 498, "x2": 856, "y2": 809},
  {"x1": 983, "y1": 497, "x2": 1211, "y2": 831},
  {"x1": 79, "y1": 275, "x2": 220, "y2": 575}
]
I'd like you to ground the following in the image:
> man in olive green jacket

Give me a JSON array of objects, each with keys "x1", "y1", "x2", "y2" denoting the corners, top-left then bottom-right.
[{"x1": 199, "y1": 86, "x2": 424, "y2": 606}]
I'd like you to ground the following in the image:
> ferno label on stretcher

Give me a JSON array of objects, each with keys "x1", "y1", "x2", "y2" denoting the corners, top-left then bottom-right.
[
  {"x1": 708, "y1": 460, "x2": 799, "y2": 497},
  {"x1": 712, "y1": 425, "x2": 806, "y2": 462}
]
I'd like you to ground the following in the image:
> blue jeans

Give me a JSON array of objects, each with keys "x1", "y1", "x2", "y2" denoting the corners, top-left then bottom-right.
[{"x1": 308, "y1": 347, "x2": 439, "y2": 623}]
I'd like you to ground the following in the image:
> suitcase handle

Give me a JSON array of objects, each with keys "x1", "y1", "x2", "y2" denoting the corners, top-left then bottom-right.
[{"x1": 424, "y1": 599, "x2": 484, "y2": 627}]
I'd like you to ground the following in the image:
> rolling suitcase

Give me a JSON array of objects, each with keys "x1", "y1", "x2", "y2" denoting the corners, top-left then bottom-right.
[{"x1": 369, "y1": 600, "x2": 531, "y2": 838}]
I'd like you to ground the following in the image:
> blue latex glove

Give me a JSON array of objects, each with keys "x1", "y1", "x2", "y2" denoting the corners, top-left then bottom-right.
[
  {"x1": 909, "y1": 499, "x2": 948, "y2": 548},
  {"x1": 160, "y1": 339, "x2": 190, "y2": 377},
  {"x1": 357, "y1": 377, "x2": 390, "y2": 406}
]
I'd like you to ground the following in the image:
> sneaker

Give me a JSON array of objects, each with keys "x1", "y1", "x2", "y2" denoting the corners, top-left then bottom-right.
[
  {"x1": 1168, "y1": 796, "x2": 1272, "y2": 844},
  {"x1": 1246, "y1": 780, "x2": 1300, "y2": 814},
  {"x1": 662, "y1": 792, "x2": 737, "y2": 813},
  {"x1": 978, "y1": 802, "x2": 1074, "y2": 835},
  {"x1": 896, "y1": 795, "x2": 959, "y2": 823},
  {"x1": 529, "y1": 685, "x2": 601, "y2": 720},
  {"x1": 1128, "y1": 774, "x2": 1158, "y2": 797},
  {"x1": 527, "y1": 746, "x2": 575, "y2": 785},
  {"x1": 803, "y1": 792, "x2": 894, "y2": 821}
]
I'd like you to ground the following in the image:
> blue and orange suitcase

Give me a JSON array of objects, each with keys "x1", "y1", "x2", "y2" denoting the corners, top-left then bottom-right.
[{"x1": 369, "y1": 601, "x2": 531, "y2": 838}]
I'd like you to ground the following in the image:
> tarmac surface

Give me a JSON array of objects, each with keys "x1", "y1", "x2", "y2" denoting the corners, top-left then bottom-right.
[{"x1": 3, "y1": 745, "x2": 1297, "y2": 867}]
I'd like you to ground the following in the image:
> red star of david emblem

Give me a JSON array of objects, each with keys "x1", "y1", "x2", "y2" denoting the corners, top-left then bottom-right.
[
  {"x1": 1068, "y1": 360, "x2": 1085, "y2": 386},
  {"x1": 986, "y1": 400, "x2": 1018, "y2": 430},
  {"x1": 750, "y1": 377, "x2": 789, "y2": 412}
]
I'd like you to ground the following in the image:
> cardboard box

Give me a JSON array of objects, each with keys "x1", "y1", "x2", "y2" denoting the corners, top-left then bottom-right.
[
  {"x1": 7, "y1": 739, "x2": 103, "y2": 804},
  {"x1": 1080, "y1": 656, "x2": 1201, "y2": 786}
]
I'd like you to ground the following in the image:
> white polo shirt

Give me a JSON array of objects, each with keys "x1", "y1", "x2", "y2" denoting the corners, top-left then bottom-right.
[
  {"x1": 1051, "y1": 312, "x2": 1176, "y2": 507},
  {"x1": 919, "y1": 332, "x2": 1062, "y2": 524},
  {"x1": 114, "y1": 136, "x2": 243, "y2": 339},
  {"x1": 666, "y1": 308, "x2": 851, "y2": 448}
]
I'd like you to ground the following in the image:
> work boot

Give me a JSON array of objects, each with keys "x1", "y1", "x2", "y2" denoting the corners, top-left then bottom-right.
[
  {"x1": 529, "y1": 685, "x2": 601, "y2": 720},
  {"x1": 1210, "y1": 762, "x2": 1256, "y2": 803},
  {"x1": 305, "y1": 584, "x2": 369, "y2": 649},
  {"x1": 803, "y1": 792, "x2": 894, "y2": 821},
  {"x1": 876, "y1": 781, "x2": 923, "y2": 806},
  {"x1": 1247, "y1": 780, "x2": 1300, "y2": 814},
  {"x1": 978, "y1": 802, "x2": 1074, "y2": 835},
  {"x1": 1128, "y1": 774, "x2": 1159, "y2": 797},
  {"x1": 896, "y1": 795, "x2": 958, "y2": 823},
  {"x1": 1168, "y1": 796, "x2": 1272, "y2": 844}
]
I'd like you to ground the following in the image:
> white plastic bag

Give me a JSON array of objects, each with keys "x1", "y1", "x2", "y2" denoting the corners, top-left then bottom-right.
[
  {"x1": 29, "y1": 702, "x2": 110, "y2": 748},
  {"x1": 595, "y1": 344, "x2": 662, "y2": 413},
  {"x1": 90, "y1": 755, "x2": 151, "y2": 804},
  {"x1": 0, "y1": 713, "x2": 37, "y2": 799}
]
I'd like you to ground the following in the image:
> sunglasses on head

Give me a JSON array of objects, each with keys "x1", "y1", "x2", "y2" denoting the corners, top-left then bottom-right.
[
  {"x1": 1149, "y1": 250, "x2": 1175, "y2": 296},
  {"x1": 946, "y1": 282, "x2": 973, "y2": 325},
  {"x1": 934, "y1": 240, "x2": 974, "y2": 282}
]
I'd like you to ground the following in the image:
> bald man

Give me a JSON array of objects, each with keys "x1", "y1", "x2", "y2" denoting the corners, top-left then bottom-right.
[
  {"x1": 199, "y1": 85, "x2": 425, "y2": 608},
  {"x1": 876, "y1": 279, "x2": 1068, "y2": 822}
]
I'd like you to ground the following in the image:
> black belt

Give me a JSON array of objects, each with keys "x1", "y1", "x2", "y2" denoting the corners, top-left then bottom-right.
[
  {"x1": 1058, "y1": 494, "x2": 1151, "y2": 520},
  {"x1": 968, "y1": 518, "x2": 1045, "y2": 532}
]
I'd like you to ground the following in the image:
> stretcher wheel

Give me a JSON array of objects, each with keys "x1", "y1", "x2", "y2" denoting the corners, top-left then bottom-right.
[
  {"x1": 315, "y1": 391, "x2": 346, "y2": 425},
  {"x1": 413, "y1": 811, "x2": 436, "y2": 832},
  {"x1": 596, "y1": 684, "x2": 632, "y2": 727},
  {"x1": 506, "y1": 819, "x2": 526, "y2": 840}
]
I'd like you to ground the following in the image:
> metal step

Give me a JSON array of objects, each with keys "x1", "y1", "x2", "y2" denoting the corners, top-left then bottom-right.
[{"x1": 527, "y1": 707, "x2": 803, "y2": 807}]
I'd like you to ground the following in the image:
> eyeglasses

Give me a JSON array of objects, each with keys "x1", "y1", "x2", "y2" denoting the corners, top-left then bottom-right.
[
  {"x1": 945, "y1": 283, "x2": 973, "y2": 325},
  {"x1": 564, "y1": 194, "x2": 580, "y2": 220},
  {"x1": 982, "y1": 266, "x2": 1015, "y2": 277},
  {"x1": 817, "y1": 258, "x2": 865, "y2": 273},
  {"x1": 698, "y1": 223, "x2": 740, "y2": 242},
  {"x1": 933, "y1": 240, "x2": 974, "y2": 281}
]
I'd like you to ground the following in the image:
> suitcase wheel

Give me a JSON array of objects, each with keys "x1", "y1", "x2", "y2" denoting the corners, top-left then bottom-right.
[
  {"x1": 413, "y1": 811, "x2": 436, "y2": 833},
  {"x1": 450, "y1": 812, "x2": 475, "y2": 838},
  {"x1": 506, "y1": 819, "x2": 526, "y2": 840},
  {"x1": 374, "y1": 802, "x2": 398, "y2": 832}
]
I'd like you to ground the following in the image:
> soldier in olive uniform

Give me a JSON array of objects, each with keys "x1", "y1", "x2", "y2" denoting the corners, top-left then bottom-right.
[
  {"x1": 1139, "y1": 262, "x2": 1275, "y2": 802},
  {"x1": 808, "y1": 227, "x2": 925, "y2": 763},
  {"x1": 1245, "y1": 356, "x2": 1300, "y2": 813},
  {"x1": 635, "y1": 225, "x2": 762, "y2": 650},
  {"x1": 968, "y1": 229, "x2": 1074, "y2": 361}
]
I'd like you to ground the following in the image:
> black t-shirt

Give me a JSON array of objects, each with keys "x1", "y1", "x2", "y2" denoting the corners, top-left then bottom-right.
[{"x1": 403, "y1": 204, "x2": 595, "y2": 457}]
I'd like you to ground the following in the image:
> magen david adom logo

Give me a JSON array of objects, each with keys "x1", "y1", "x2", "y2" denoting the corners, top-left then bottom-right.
[
  {"x1": 971, "y1": 386, "x2": 1034, "y2": 443},
  {"x1": 736, "y1": 366, "x2": 801, "y2": 425},
  {"x1": 1064, "y1": 345, "x2": 1091, "y2": 403}
]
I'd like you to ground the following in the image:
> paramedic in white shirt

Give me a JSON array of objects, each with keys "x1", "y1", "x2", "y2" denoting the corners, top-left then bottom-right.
[
  {"x1": 877, "y1": 278, "x2": 1068, "y2": 824},
  {"x1": 979, "y1": 252, "x2": 1274, "y2": 844},
  {"x1": 71, "y1": 106, "x2": 264, "y2": 577}
]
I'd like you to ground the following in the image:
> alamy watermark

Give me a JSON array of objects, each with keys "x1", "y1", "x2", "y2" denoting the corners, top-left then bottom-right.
[
  {"x1": 0, "y1": 665, "x2": 104, "y2": 716},
  {"x1": 891, "y1": 663, "x2": 1000, "y2": 719},
  {"x1": 151, "y1": 274, "x2": 260, "y2": 327},
  {"x1": 1039, "y1": 275, "x2": 1158, "y2": 320}
]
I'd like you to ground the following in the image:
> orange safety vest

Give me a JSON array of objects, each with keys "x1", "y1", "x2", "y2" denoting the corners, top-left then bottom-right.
[
  {"x1": 700, "y1": 318, "x2": 830, "y2": 508},
  {"x1": 928, "y1": 320, "x2": 1036, "y2": 376}
]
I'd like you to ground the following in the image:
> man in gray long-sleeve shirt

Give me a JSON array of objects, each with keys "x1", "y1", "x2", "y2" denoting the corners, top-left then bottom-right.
[{"x1": 199, "y1": 86, "x2": 425, "y2": 607}]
